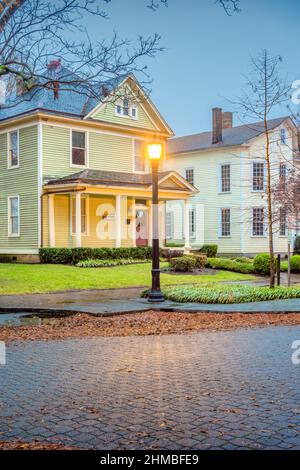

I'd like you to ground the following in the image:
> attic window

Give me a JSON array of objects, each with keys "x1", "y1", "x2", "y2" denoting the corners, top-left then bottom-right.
[{"x1": 115, "y1": 99, "x2": 138, "y2": 119}]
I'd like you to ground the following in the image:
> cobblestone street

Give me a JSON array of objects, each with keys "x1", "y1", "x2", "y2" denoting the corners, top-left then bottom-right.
[{"x1": 1, "y1": 326, "x2": 300, "y2": 450}]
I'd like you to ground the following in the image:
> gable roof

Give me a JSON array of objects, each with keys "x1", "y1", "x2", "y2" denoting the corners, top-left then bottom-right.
[
  {"x1": 0, "y1": 68, "x2": 126, "y2": 121},
  {"x1": 168, "y1": 117, "x2": 291, "y2": 155},
  {"x1": 45, "y1": 169, "x2": 198, "y2": 193}
]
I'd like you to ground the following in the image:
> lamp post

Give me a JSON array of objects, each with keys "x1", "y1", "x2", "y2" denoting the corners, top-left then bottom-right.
[{"x1": 148, "y1": 143, "x2": 164, "y2": 303}]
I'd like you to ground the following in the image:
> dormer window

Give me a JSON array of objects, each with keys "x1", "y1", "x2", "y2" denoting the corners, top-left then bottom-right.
[{"x1": 115, "y1": 99, "x2": 138, "y2": 119}]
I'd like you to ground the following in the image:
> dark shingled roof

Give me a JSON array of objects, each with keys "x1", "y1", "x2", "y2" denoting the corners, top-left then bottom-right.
[
  {"x1": 168, "y1": 117, "x2": 289, "y2": 155},
  {"x1": 46, "y1": 169, "x2": 194, "y2": 191}
]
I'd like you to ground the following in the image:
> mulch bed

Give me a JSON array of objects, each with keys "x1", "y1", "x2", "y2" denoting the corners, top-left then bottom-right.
[
  {"x1": 0, "y1": 440, "x2": 75, "y2": 450},
  {"x1": 1, "y1": 311, "x2": 300, "y2": 343}
]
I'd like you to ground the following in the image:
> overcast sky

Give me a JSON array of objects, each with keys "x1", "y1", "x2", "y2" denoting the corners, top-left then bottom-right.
[{"x1": 89, "y1": 0, "x2": 300, "y2": 136}]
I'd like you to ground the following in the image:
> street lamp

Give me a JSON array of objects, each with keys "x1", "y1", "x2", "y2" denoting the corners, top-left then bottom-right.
[{"x1": 148, "y1": 142, "x2": 165, "y2": 303}]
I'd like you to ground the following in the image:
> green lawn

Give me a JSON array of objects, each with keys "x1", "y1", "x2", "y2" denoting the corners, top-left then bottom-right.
[{"x1": 0, "y1": 262, "x2": 255, "y2": 295}]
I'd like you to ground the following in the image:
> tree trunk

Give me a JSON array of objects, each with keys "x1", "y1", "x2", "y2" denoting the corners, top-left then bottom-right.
[{"x1": 264, "y1": 120, "x2": 275, "y2": 288}]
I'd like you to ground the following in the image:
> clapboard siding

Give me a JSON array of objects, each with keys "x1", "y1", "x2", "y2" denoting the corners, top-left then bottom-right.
[{"x1": 0, "y1": 125, "x2": 39, "y2": 251}]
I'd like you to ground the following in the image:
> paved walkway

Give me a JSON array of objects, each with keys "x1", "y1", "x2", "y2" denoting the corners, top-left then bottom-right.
[
  {"x1": 1, "y1": 326, "x2": 300, "y2": 449},
  {"x1": 1, "y1": 288, "x2": 300, "y2": 315}
]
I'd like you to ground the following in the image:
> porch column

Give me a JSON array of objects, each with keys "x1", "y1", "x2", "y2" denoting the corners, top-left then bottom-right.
[
  {"x1": 75, "y1": 192, "x2": 81, "y2": 248},
  {"x1": 115, "y1": 194, "x2": 121, "y2": 248},
  {"x1": 131, "y1": 198, "x2": 136, "y2": 247},
  {"x1": 48, "y1": 194, "x2": 55, "y2": 247},
  {"x1": 159, "y1": 201, "x2": 166, "y2": 247},
  {"x1": 184, "y1": 199, "x2": 190, "y2": 250}
]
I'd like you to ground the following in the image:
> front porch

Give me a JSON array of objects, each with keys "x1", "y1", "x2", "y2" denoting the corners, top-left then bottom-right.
[{"x1": 42, "y1": 169, "x2": 197, "y2": 250}]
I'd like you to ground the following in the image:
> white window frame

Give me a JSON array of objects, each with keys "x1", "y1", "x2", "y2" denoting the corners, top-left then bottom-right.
[
  {"x1": 281, "y1": 128, "x2": 287, "y2": 145},
  {"x1": 219, "y1": 163, "x2": 231, "y2": 193},
  {"x1": 7, "y1": 129, "x2": 19, "y2": 169},
  {"x1": 252, "y1": 161, "x2": 265, "y2": 192},
  {"x1": 251, "y1": 207, "x2": 265, "y2": 237},
  {"x1": 189, "y1": 208, "x2": 196, "y2": 239},
  {"x1": 185, "y1": 168, "x2": 194, "y2": 186},
  {"x1": 115, "y1": 98, "x2": 138, "y2": 120},
  {"x1": 219, "y1": 208, "x2": 231, "y2": 237},
  {"x1": 166, "y1": 211, "x2": 174, "y2": 240},
  {"x1": 133, "y1": 139, "x2": 148, "y2": 173},
  {"x1": 279, "y1": 207, "x2": 287, "y2": 237},
  {"x1": 70, "y1": 129, "x2": 87, "y2": 168},
  {"x1": 8, "y1": 195, "x2": 20, "y2": 237},
  {"x1": 70, "y1": 195, "x2": 89, "y2": 236}
]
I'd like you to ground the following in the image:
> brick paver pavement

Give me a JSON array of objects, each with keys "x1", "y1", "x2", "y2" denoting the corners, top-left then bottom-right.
[{"x1": 1, "y1": 326, "x2": 300, "y2": 449}]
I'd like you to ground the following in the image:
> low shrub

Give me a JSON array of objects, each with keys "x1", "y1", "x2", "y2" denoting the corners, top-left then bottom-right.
[
  {"x1": 169, "y1": 255, "x2": 197, "y2": 272},
  {"x1": 290, "y1": 254, "x2": 300, "y2": 272},
  {"x1": 161, "y1": 249, "x2": 185, "y2": 260},
  {"x1": 253, "y1": 253, "x2": 276, "y2": 275},
  {"x1": 193, "y1": 254, "x2": 207, "y2": 270},
  {"x1": 39, "y1": 247, "x2": 153, "y2": 264},
  {"x1": 76, "y1": 258, "x2": 150, "y2": 268},
  {"x1": 232, "y1": 257, "x2": 253, "y2": 264},
  {"x1": 199, "y1": 244, "x2": 218, "y2": 258},
  {"x1": 294, "y1": 236, "x2": 300, "y2": 255},
  {"x1": 39, "y1": 248, "x2": 73, "y2": 264},
  {"x1": 206, "y1": 257, "x2": 255, "y2": 274},
  {"x1": 163, "y1": 285, "x2": 300, "y2": 304}
]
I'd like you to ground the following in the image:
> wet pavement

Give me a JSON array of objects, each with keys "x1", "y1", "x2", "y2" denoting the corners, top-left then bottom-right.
[{"x1": 1, "y1": 326, "x2": 300, "y2": 449}]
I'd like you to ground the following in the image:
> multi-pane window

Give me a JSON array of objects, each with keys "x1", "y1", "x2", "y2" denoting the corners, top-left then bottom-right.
[
  {"x1": 252, "y1": 207, "x2": 264, "y2": 236},
  {"x1": 8, "y1": 196, "x2": 20, "y2": 236},
  {"x1": 71, "y1": 197, "x2": 87, "y2": 235},
  {"x1": 8, "y1": 130, "x2": 19, "y2": 168},
  {"x1": 279, "y1": 163, "x2": 287, "y2": 187},
  {"x1": 166, "y1": 211, "x2": 174, "y2": 240},
  {"x1": 185, "y1": 168, "x2": 194, "y2": 186},
  {"x1": 134, "y1": 140, "x2": 147, "y2": 172},
  {"x1": 115, "y1": 98, "x2": 137, "y2": 119},
  {"x1": 279, "y1": 207, "x2": 287, "y2": 236},
  {"x1": 220, "y1": 208, "x2": 230, "y2": 236},
  {"x1": 221, "y1": 164, "x2": 230, "y2": 192},
  {"x1": 189, "y1": 208, "x2": 196, "y2": 238},
  {"x1": 281, "y1": 128, "x2": 287, "y2": 145},
  {"x1": 72, "y1": 131, "x2": 86, "y2": 166},
  {"x1": 252, "y1": 162, "x2": 264, "y2": 191}
]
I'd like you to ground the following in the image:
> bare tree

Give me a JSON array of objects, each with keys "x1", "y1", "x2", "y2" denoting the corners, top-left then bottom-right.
[
  {"x1": 235, "y1": 50, "x2": 289, "y2": 287},
  {"x1": 0, "y1": 0, "x2": 241, "y2": 106}
]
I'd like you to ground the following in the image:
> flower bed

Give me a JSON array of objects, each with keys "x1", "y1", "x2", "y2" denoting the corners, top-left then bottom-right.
[
  {"x1": 76, "y1": 258, "x2": 150, "y2": 268},
  {"x1": 162, "y1": 285, "x2": 300, "y2": 304}
]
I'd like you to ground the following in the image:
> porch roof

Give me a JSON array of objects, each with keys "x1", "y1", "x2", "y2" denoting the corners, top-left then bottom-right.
[{"x1": 45, "y1": 169, "x2": 198, "y2": 193}]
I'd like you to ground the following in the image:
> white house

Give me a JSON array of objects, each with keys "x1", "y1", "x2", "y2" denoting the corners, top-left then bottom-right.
[{"x1": 166, "y1": 108, "x2": 300, "y2": 256}]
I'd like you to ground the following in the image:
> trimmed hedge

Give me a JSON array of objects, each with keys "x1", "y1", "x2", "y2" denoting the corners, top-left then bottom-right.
[
  {"x1": 206, "y1": 257, "x2": 255, "y2": 274},
  {"x1": 76, "y1": 258, "x2": 150, "y2": 268},
  {"x1": 253, "y1": 253, "x2": 276, "y2": 275},
  {"x1": 39, "y1": 247, "x2": 153, "y2": 265},
  {"x1": 163, "y1": 285, "x2": 300, "y2": 304},
  {"x1": 199, "y1": 244, "x2": 218, "y2": 257},
  {"x1": 170, "y1": 255, "x2": 197, "y2": 272}
]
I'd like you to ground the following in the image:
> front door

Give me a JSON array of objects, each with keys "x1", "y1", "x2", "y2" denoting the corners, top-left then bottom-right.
[{"x1": 136, "y1": 209, "x2": 148, "y2": 247}]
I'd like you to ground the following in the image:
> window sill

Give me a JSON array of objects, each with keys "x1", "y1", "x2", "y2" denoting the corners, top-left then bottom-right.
[
  {"x1": 8, "y1": 165, "x2": 19, "y2": 170},
  {"x1": 8, "y1": 234, "x2": 20, "y2": 238},
  {"x1": 115, "y1": 112, "x2": 138, "y2": 121},
  {"x1": 250, "y1": 235, "x2": 267, "y2": 238},
  {"x1": 218, "y1": 192, "x2": 232, "y2": 195},
  {"x1": 278, "y1": 235, "x2": 287, "y2": 238},
  {"x1": 218, "y1": 236, "x2": 231, "y2": 239},
  {"x1": 70, "y1": 164, "x2": 87, "y2": 169},
  {"x1": 251, "y1": 190, "x2": 265, "y2": 193}
]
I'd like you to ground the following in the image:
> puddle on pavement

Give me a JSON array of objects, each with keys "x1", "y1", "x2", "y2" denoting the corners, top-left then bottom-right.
[{"x1": 0, "y1": 312, "x2": 75, "y2": 327}]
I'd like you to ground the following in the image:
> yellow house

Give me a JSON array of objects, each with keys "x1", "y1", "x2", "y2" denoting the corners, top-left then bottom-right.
[{"x1": 0, "y1": 65, "x2": 197, "y2": 261}]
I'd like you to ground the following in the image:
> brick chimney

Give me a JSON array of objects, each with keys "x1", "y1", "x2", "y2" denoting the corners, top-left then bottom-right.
[
  {"x1": 212, "y1": 107, "x2": 223, "y2": 144},
  {"x1": 47, "y1": 59, "x2": 62, "y2": 73},
  {"x1": 222, "y1": 111, "x2": 233, "y2": 129}
]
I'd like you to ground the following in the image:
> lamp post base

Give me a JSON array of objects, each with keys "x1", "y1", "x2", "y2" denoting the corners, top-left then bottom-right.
[{"x1": 148, "y1": 290, "x2": 165, "y2": 303}]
